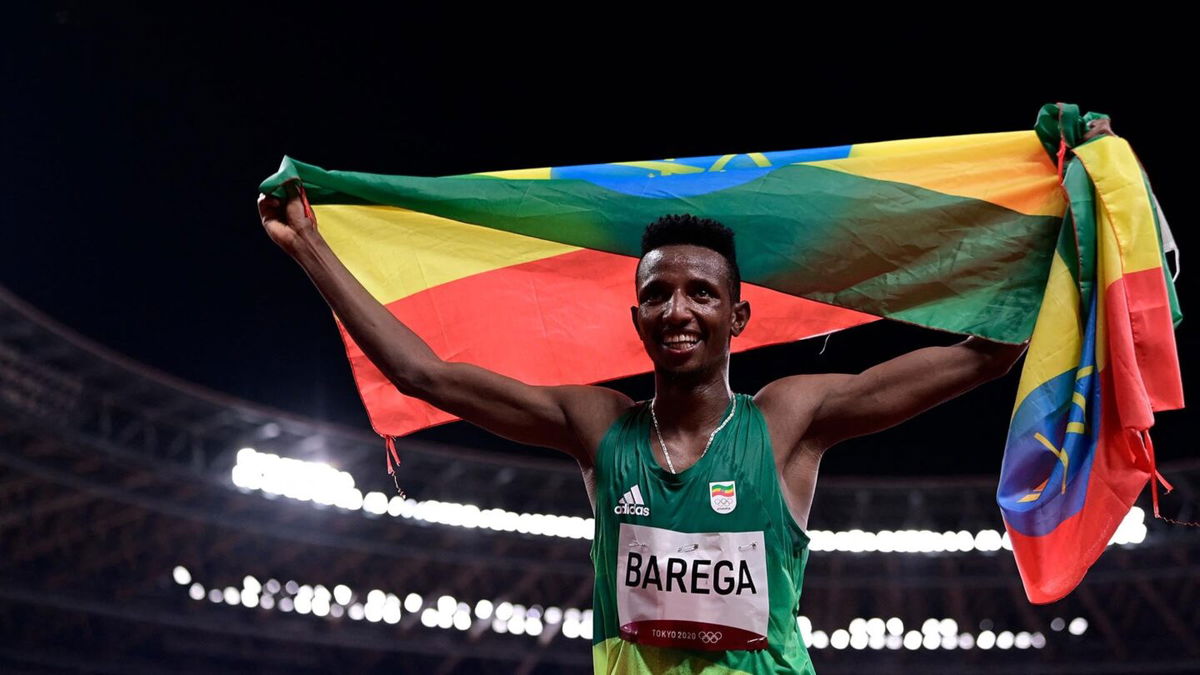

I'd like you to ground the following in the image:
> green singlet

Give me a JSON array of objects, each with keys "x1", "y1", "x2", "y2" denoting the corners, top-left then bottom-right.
[{"x1": 591, "y1": 393, "x2": 816, "y2": 674}]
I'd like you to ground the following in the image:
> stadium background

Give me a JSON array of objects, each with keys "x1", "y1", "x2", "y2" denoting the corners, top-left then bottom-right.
[{"x1": 2, "y1": 6, "x2": 1195, "y2": 673}]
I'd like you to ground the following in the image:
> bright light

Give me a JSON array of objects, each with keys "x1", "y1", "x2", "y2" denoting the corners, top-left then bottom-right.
[
  {"x1": 580, "y1": 611, "x2": 593, "y2": 640},
  {"x1": 496, "y1": 602, "x2": 514, "y2": 621},
  {"x1": 364, "y1": 602, "x2": 383, "y2": 623},
  {"x1": 173, "y1": 566, "x2": 191, "y2": 586},
  {"x1": 1111, "y1": 507, "x2": 1147, "y2": 545},
  {"x1": 183, "y1": 568, "x2": 1085, "y2": 653},
  {"x1": 475, "y1": 599, "x2": 494, "y2": 620},
  {"x1": 231, "y1": 449, "x2": 1146, "y2": 551},
  {"x1": 363, "y1": 491, "x2": 389, "y2": 515},
  {"x1": 404, "y1": 593, "x2": 423, "y2": 613},
  {"x1": 831, "y1": 629, "x2": 849, "y2": 650},
  {"x1": 974, "y1": 529, "x2": 1003, "y2": 552},
  {"x1": 508, "y1": 615, "x2": 525, "y2": 635},
  {"x1": 383, "y1": 603, "x2": 401, "y2": 624}
]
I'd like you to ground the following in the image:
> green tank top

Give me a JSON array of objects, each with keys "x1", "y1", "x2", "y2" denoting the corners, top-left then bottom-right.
[{"x1": 590, "y1": 393, "x2": 815, "y2": 674}]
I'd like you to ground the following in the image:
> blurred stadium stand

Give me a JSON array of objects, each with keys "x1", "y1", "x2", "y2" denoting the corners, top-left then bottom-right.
[{"x1": 2, "y1": 284, "x2": 1197, "y2": 674}]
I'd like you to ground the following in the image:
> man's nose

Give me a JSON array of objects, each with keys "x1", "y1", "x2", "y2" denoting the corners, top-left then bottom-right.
[{"x1": 663, "y1": 290, "x2": 689, "y2": 322}]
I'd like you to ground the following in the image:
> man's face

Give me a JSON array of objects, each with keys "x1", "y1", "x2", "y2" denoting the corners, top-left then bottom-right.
[{"x1": 632, "y1": 244, "x2": 749, "y2": 376}]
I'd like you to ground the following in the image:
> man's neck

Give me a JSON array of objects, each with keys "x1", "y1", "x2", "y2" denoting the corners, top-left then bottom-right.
[{"x1": 651, "y1": 367, "x2": 734, "y2": 435}]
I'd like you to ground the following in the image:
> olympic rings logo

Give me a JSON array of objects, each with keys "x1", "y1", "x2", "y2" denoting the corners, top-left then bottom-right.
[{"x1": 698, "y1": 631, "x2": 723, "y2": 644}]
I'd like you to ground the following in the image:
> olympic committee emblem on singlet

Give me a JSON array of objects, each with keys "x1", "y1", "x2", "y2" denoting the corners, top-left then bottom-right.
[{"x1": 710, "y1": 481, "x2": 737, "y2": 514}]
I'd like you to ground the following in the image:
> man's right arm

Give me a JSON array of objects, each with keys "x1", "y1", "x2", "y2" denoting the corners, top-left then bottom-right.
[{"x1": 258, "y1": 185, "x2": 630, "y2": 464}]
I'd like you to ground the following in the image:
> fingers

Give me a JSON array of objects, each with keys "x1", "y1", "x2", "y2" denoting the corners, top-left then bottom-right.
[{"x1": 257, "y1": 193, "x2": 283, "y2": 223}]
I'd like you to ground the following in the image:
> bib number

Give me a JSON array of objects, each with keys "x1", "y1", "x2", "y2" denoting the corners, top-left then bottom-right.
[{"x1": 616, "y1": 523, "x2": 769, "y2": 651}]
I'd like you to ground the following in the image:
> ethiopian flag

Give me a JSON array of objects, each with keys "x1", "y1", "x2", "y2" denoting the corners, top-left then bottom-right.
[
  {"x1": 260, "y1": 103, "x2": 1182, "y2": 602},
  {"x1": 997, "y1": 105, "x2": 1183, "y2": 602}
]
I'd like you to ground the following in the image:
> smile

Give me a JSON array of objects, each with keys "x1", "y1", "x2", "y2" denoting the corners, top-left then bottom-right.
[{"x1": 660, "y1": 334, "x2": 701, "y2": 353}]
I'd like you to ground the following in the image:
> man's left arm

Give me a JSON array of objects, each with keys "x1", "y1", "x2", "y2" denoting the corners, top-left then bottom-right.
[{"x1": 761, "y1": 337, "x2": 1027, "y2": 452}]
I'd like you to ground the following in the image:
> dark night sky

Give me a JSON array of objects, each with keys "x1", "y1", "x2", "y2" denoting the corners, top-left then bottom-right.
[{"x1": 2, "y1": 6, "x2": 1193, "y2": 480}]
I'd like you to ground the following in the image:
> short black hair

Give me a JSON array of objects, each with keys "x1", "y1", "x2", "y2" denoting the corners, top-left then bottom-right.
[{"x1": 640, "y1": 214, "x2": 741, "y2": 301}]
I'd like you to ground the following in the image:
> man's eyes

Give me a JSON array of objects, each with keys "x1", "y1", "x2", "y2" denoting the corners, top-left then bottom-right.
[{"x1": 640, "y1": 286, "x2": 716, "y2": 302}]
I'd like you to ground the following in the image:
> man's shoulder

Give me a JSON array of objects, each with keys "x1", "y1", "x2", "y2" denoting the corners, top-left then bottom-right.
[
  {"x1": 752, "y1": 373, "x2": 853, "y2": 456},
  {"x1": 552, "y1": 384, "x2": 638, "y2": 462}
]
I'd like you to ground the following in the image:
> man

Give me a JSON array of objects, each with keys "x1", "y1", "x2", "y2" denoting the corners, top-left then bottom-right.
[{"x1": 258, "y1": 187, "x2": 1025, "y2": 674}]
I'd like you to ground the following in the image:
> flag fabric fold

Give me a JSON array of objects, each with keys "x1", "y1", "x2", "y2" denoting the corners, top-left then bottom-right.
[
  {"x1": 998, "y1": 104, "x2": 1184, "y2": 603},
  {"x1": 260, "y1": 103, "x2": 1182, "y2": 602}
]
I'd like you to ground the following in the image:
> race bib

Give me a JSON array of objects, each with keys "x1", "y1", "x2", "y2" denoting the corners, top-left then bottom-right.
[{"x1": 616, "y1": 523, "x2": 769, "y2": 651}]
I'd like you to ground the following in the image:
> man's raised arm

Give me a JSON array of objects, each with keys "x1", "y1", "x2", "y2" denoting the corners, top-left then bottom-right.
[
  {"x1": 257, "y1": 185, "x2": 630, "y2": 463},
  {"x1": 757, "y1": 337, "x2": 1027, "y2": 454}
]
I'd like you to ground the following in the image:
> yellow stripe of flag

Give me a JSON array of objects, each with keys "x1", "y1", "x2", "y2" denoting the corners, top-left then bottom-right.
[
  {"x1": 809, "y1": 131, "x2": 1065, "y2": 217},
  {"x1": 314, "y1": 204, "x2": 580, "y2": 305},
  {"x1": 1013, "y1": 252, "x2": 1084, "y2": 411}
]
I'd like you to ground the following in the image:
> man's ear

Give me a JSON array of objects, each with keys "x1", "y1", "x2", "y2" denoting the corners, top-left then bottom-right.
[
  {"x1": 731, "y1": 299, "x2": 751, "y2": 337},
  {"x1": 630, "y1": 305, "x2": 642, "y2": 338}
]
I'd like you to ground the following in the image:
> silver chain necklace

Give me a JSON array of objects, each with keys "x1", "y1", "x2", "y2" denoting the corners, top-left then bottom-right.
[{"x1": 650, "y1": 395, "x2": 737, "y2": 474}]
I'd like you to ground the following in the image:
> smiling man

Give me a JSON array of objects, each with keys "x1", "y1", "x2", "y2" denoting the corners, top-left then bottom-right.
[{"x1": 259, "y1": 192, "x2": 1026, "y2": 674}]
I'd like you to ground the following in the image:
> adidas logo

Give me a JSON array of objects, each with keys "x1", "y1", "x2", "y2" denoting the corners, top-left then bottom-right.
[{"x1": 614, "y1": 485, "x2": 650, "y2": 517}]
